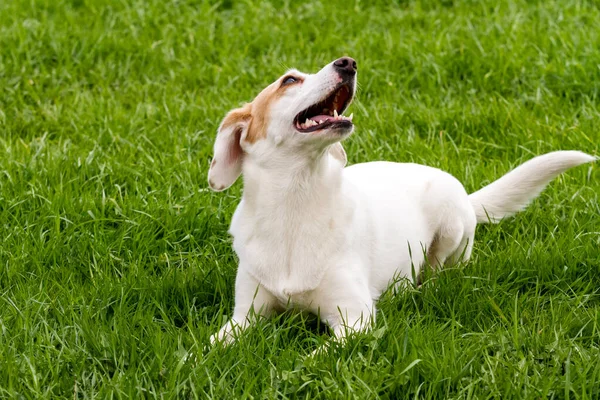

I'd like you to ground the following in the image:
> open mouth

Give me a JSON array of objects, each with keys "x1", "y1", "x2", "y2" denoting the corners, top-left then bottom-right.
[{"x1": 294, "y1": 84, "x2": 354, "y2": 133}]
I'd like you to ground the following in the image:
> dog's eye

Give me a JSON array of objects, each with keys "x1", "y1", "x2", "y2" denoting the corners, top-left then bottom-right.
[{"x1": 282, "y1": 76, "x2": 298, "y2": 86}]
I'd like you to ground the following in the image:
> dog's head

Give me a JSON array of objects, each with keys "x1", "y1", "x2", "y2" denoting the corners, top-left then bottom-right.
[{"x1": 208, "y1": 57, "x2": 357, "y2": 191}]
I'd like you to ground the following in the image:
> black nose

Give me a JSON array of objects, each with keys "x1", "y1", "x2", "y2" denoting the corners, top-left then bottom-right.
[{"x1": 333, "y1": 57, "x2": 357, "y2": 75}]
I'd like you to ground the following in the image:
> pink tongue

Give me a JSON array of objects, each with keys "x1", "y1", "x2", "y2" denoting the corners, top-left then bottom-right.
[{"x1": 309, "y1": 115, "x2": 334, "y2": 123}]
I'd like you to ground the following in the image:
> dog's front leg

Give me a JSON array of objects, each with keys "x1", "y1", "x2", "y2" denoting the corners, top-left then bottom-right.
[
  {"x1": 210, "y1": 267, "x2": 277, "y2": 346},
  {"x1": 306, "y1": 272, "x2": 374, "y2": 357},
  {"x1": 314, "y1": 264, "x2": 375, "y2": 341},
  {"x1": 325, "y1": 303, "x2": 376, "y2": 341}
]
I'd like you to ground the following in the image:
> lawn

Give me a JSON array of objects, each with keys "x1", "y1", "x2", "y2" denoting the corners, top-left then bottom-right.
[{"x1": 1, "y1": 0, "x2": 599, "y2": 398}]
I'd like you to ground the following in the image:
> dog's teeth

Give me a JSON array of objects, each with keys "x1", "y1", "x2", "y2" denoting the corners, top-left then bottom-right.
[
  {"x1": 333, "y1": 109, "x2": 338, "y2": 118},
  {"x1": 349, "y1": 113, "x2": 353, "y2": 121},
  {"x1": 318, "y1": 120, "x2": 324, "y2": 124}
]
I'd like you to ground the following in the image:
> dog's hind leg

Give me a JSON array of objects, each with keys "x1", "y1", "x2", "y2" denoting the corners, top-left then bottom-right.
[
  {"x1": 427, "y1": 216, "x2": 466, "y2": 268},
  {"x1": 428, "y1": 213, "x2": 477, "y2": 268},
  {"x1": 421, "y1": 176, "x2": 477, "y2": 269},
  {"x1": 445, "y1": 234, "x2": 474, "y2": 265}
]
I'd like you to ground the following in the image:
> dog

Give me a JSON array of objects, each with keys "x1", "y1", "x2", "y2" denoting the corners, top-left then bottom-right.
[{"x1": 207, "y1": 57, "x2": 596, "y2": 345}]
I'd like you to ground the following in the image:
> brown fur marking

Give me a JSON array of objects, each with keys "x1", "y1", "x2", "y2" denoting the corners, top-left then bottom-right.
[
  {"x1": 245, "y1": 81, "x2": 281, "y2": 143},
  {"x1": 220, "y1": 103, "x2": 252, "y2": 132},
  {"x1": 222, "y1": 75, "x2": 303, "y2": 144}
]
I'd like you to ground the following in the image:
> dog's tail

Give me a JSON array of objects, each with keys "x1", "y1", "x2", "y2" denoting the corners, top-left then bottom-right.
[{"x1": 469, "y1": 151, "x2": 595, "y2": 223}]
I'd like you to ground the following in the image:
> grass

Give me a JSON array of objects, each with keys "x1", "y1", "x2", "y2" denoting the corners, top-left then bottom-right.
[{"x1": 0, "y1": 0, "x2": 599, "y2": 397}]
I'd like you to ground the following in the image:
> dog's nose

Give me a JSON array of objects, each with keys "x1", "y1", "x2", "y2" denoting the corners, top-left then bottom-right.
[{"x1": 333, "y1": 57, "x2": 357, "y2": 76}]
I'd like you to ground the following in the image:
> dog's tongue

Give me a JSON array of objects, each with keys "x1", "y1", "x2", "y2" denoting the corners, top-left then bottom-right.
[{"x1": 309, "y1": 115, "x2": 335, "y2": 123}]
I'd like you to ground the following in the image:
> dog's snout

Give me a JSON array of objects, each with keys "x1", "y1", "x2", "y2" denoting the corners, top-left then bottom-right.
[{"x1": 333, "y1": 57, "x2": 357, "y2": 76}]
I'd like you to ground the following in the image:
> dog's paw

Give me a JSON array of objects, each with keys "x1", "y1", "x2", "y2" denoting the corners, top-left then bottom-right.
[
  {"x1": 305, "y1": 341, "x2": 331, "y2": 358},
  {"x1": 209, "y1": 332, "x2": 226, "y2": 346},
  {"x1": 209, "y1": 323, "x2": 239, "y2": 347},
  {"x1": 204, "y1": 331, "x2": 228, "y2": 354}
]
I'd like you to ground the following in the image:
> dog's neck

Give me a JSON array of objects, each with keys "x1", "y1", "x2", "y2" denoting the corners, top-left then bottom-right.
[
  {"x1": 240, "y1": 147, "x2": 344, "y2": 216},
  {"x1": 231, "y1": 144, "x2": 351, "y2": 295}
]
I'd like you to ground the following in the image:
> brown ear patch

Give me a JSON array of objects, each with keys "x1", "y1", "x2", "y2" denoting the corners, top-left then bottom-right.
[
  {"x1": 208, "y1": 178, "x2": 222, "y2": 191},
  {"x1": 220, "y1": 103, "x2": 252, "y2": 132}
]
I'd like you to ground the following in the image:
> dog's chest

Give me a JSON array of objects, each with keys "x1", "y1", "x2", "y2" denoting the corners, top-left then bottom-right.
[
  {"x1": 230, "y1": 204, "x2": 348, "y2": 298},
  {"x1": 234, "y1": 230, "x2": 338, "y2": 297}
]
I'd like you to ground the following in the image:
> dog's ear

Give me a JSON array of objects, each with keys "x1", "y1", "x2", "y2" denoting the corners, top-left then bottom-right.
[
  {"x1": 208, "y1": 104, "x2": 252, "y2": 191},
  {"x1": 329, "y1": 142, "x2": 347, "y2": 167}
]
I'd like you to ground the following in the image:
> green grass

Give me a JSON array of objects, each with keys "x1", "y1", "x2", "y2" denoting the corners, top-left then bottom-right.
[{"x1": 1, "y1": 0, "x2": 599, "y2": 397}]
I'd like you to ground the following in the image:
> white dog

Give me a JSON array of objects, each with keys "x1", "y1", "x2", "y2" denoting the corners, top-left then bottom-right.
[{"x1": 208, "y1": 57, "x2": 595, "y2": 345}]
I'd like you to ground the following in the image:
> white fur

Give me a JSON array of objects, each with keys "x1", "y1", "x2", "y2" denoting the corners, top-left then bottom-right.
[
  {"x1": 469, "y1": 151, "x2": 596, "y2": 222},
  {"x1": 208, "y1": 59, "x2": 596, "y2": 345}
]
